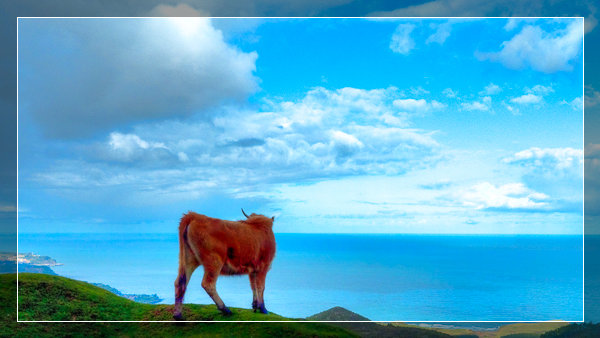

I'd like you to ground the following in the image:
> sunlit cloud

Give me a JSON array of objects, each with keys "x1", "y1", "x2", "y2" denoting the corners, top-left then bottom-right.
[
  {"x1": 459, "y1": 182, "x2": 549, "y2": 211},
  {"x1": 510, "y1": 94, "x2": 542, "y2": 104},
  {"x1": 476, "y1": 21, "x2": 583, "y2": 73},
  {"x1": 504, "y1": 147, "x2": 583, "y2": 171},
  {"x1": 461, "y1": 96, "x2": 491, "y2": 111}
]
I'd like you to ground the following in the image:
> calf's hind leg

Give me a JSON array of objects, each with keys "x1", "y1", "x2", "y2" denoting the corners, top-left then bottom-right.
[
  {"x1": 173, "y1": 249, "x2": 199, "y2": 320},
  {"x1": 202, "y1": 257, "x2": 232, "y2": 316}
]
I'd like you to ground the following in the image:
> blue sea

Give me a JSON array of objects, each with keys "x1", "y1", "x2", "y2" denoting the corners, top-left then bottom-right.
[{"x1": 17, "y1": 233, "x2": 584, "y2": 322}]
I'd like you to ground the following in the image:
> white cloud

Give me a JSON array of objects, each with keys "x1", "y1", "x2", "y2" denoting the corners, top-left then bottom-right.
[
  {"x1": 460, "y1": 182, "x2": 549, "y2": 210},
  {"x1": 461, "y1": 97, "x2": 491, "y2": 112},
  {"x1": 36, "y1": 86, "x2": 442, "y2": 201},
  {"x1": 561, "y1": 97, "x2": 583, "y2": 111},
  {"x1": 379, "y1": 113, "x2": 405, "y2": 126},
  {"x1": 527, "y1": 84, "x2": 554, "y2": 96},
  {"x1": 109, "y1": 132, "x2": 166, "y2": 154},
  {"x1": 394, "y1": 98, "x2": 427, "y2": 110},
  {"x1": 351, "y1": 125, "x2": 439, "y2": 149},
  {"x1": 509, "y1": 85, "x2": 554, "y2": 105},
  {"x1": 393, "y1": 98, "x2": 445, "y2": 112},
  {"x1": 177, "y1": 152, "x2": 190, "y2": 162},
  {"x1": 442, "y1": 88, "x2": 457, "y2": 98},
  {"x1": 426, "y1": 22, "x2": 452, "y2": 44},
  {"x1": 371, "y1": 1, "x2": 594, "y2": 36},
  {"x1": 410, "y1": 86, "x2": 430, "y2": 96},
  {"x1": 504, "y1": 147, "x2": 583, "y2": 170},
  {"x1": 20, "y1": 18, "x2": 258, "y2": 139},
  {"x1": 504, "y1": 18, "x2": 524, "y2": 31},
  {"x1": 390, "y1": 23, "x2": 416, "y2": 55},
  {"x1": 99, "y1": 132, "x2": 186, "y2": 164},
  {"x1": 480, "y1": 83, "x2": 501, "y2": 96},
  {"x1": 503, "y1": 102, "x2": 519, "y2": 115},
  {"x1": 461, "y1": 102, "x2": 487, "y2": 111},
  {"x1": 510, "y1": 94, "x2": 542, "y2": 104},
  {"x1": 271, "y1": 86, "x2": 405, "y2": 131},
  {"x1": 330, "y1": 130, "x2": 364, "y2": 158},
  {"x1": 477, "y1": 21, "x2": 583, "y2": 73},
  {"x1": 503, "y1": 147, "x2": 583, "y2": 213}
]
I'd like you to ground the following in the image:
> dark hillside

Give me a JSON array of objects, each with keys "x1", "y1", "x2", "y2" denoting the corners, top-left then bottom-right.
[{"x1": 307, "y1": 306, "x2": 371, "y2": 321}]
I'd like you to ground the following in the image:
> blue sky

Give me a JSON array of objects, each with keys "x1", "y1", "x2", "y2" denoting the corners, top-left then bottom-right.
[{"x1": 17, "y1": 18, "x2": 583, "y2": 234}]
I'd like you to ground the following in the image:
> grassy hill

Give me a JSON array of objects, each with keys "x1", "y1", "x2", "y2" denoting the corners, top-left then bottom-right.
[
  {"x1": 3, "y1": 273, "x2": 465, "y2": 337},
  {"x1": 306, "y1": 306, "x2": 457, "y2": 338},
  {"x1": 4, "y1": 273, "x2": 356, "y2": 337},
  {"x1": 308, "y1": 306, "x2": 458, "y2": 337},
  {"x1": 3, "y1": 273, "x2": 597, "y2": 337}
]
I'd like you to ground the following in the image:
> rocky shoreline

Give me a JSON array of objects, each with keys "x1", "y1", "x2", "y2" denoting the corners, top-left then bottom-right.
[{"x1": 91, "y1": 282, "x2": 163, "y2": 304}]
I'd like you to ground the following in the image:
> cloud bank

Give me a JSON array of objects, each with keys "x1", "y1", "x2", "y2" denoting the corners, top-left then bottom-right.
[
  {"x1": 29, "y1": 86, "x2": 444, "y2": 203},
  {"x1": 18, "y1": 18, "x2": 258, "y2": 139}
]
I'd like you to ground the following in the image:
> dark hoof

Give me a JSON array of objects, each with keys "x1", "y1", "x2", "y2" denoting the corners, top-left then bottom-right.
[
  {"x1": 221, "y1": 307, "x2": 233, "y2": 316},
  {"x1": 173, "y1": 313, "x2": 184, "y2": 321},
  {"x1": 259, "y1": 304, "x2": 269, "y2": 314}
]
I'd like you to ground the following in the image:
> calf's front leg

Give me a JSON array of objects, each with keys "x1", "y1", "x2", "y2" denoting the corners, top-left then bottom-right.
[
  {"x1": 249, "y1": 272, "x2": 258, "y2": 311},
  {"x1": 255, "y1": 270, "x2": 269, "y2": 314}
]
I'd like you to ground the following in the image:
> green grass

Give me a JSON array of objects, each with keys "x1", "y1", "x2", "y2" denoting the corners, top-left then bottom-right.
[
  {"x1": 3, "y1": 273, "x2": 357, "y2": 337},
  {"x1": 16, "y1": 273, "x2": 294, "y2": 321},
  {"x1": 1, "y1": 273, "x2": 591, "y2": 338},
  {"x1": 17, "y1": 273, "x2": 152, "y2": 321}
]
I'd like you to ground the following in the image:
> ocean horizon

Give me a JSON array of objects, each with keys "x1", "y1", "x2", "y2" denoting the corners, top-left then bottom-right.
[{"x1": 17, "y1": 233, "x2": 584, "y2": 322}]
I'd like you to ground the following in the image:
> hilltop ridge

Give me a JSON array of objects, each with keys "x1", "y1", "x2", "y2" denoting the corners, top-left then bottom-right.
[
  {"x1": 307, "y1": 306, "x2": 371, "y2": 321},
  {"x1": 3, "y1": 273, "x2": 597, "y2": 337}
]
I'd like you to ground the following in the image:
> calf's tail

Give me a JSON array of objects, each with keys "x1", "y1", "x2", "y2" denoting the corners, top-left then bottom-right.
[
  {"x1": 179, "y1": 212, "x2": 194, "y2": 252},
  {"x1": 174, "y1": 212, "x2": 195, "y2": 318}
]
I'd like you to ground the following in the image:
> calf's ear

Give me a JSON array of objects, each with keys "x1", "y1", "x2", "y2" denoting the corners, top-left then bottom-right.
[{"x1": 271, "y1": 216, "x2": 275, "y2": 221}]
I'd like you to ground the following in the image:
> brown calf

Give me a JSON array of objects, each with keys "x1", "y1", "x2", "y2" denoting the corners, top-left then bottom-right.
[{"x1": 173, "y1": 209, "x2": 276, "y2": 319}]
